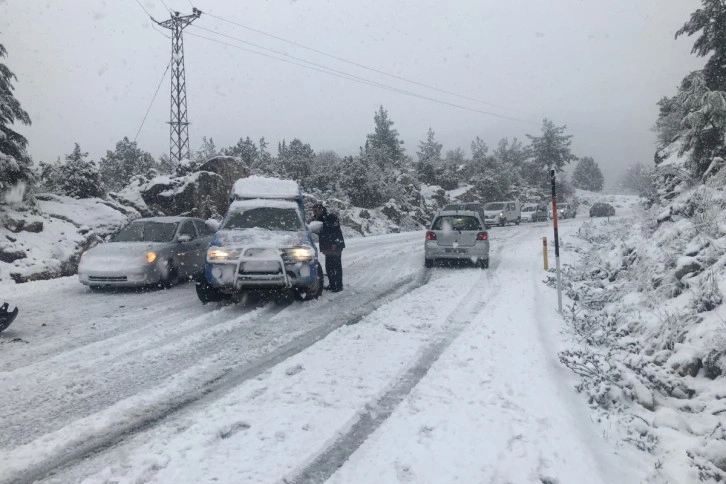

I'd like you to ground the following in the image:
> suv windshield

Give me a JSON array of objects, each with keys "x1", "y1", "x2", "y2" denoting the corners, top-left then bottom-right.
[
  {"x1": 484, "y1": 203, "x2": 505, "y2": 211},
  {"x1": 112, "y1": 222, "x2": 178, "y2": 243},
  {"x1": 223, "y1": 207, "x2": 302, "y2": 231},
  {"x1": 432, "y1": 216, "x2": 482, "y2": 231}
]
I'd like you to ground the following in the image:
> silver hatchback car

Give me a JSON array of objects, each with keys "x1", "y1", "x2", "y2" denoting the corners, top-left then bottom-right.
[
  {"x1": 424, "y1": 210, "x2": 489, "y2": 268},
  {"x1": 78, "y1": 216, "x2": 214, "y2": 289}
]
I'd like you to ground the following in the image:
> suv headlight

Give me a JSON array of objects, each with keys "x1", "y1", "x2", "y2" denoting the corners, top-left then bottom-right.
[
  {"x1": 207, "y1": 247, "x2": 242, "y2": 262},
  {"x1": 284, "y1": 246, "x2": 314, "y2": 262}
]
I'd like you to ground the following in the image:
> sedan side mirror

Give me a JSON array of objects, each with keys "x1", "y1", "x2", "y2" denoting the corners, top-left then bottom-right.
[{"x1": 178, "y1": 234, "x2": 192, "y2": 243}]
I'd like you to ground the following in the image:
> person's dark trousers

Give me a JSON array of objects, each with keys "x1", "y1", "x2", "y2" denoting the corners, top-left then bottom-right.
[{"x1": 325, "y1": 251, "x2": 343, "y2": 291}]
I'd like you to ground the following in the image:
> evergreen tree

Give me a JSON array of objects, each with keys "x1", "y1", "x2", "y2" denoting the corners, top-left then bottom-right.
[
  {"x1": 305, "y1": 150, "x2": 341, "y2": 193},
  {"x1": 572, "y1": 156, "x2": 604, "y2": 192},
  {"x1": 365, "y1": 106, "x2": 405, "y2": 168},
  {"x1": 618, "y1": 163, "x2": 651, "y2": 195},
  {"x1": 222, "y1": 136, "x2": 259, "y2": 168},
  {"x1": 526, "y1": 119, "x2": 577, "y2": 174},
  {"x1": 99, "y1": 137, "x2": 157, "y2": 191},
  {"x1": 277, "y1": 138, "x2": 315, "y2": 182},
  {"x1": 415, "y1": 128, "x2": 442, "y2": 185},
  {"x1": 676, "y1": 0, "x2": 726, "y2": 91},
  {"x1": 194, "y1": 136, "x2": 218, "y2": 163},
  {"x1": 40, "y1": 144, "x2": 104, "y2": 198},
  {"x1": 0, "y1": 43, "x2": 34, "y2": 199}
]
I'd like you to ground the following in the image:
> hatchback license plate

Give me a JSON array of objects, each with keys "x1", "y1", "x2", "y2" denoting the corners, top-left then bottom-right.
[{"x1": 445, "y1": 248, "x2": 467, "y2": 254}]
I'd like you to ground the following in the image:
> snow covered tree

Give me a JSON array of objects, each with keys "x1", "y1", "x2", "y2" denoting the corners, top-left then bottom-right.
[
  {"x1": 416, "y1": 128, "x2": 442, "y2": 185},
  {"x1": 99, "y1": 137, "x2": 157, "y2": 191},
  {"x1": 194, "y1": 136, "x2": 218, "y2": 163},
  {"x1": 40, "y1": 144, "x2": 104, "y2": 198},
  {"x1": 304, "y1": 150, "x2": 341, "y2": 193},
  {"x1": 365, "y1": 106, "x2": 405, "y2": 168},
  {"x1": 277, "y1": 138, "x2": 315, "y2": 182},
  {"x1": 0, "y1": 43, "x2": 34, "y2": 200},
  {"x1": 526, "y1": 119, "x2": 577, "y2": 174},
  {"x1": 617, "y1": 163, "x2": 651, "y2": 195},
  {"x1": 222, "y1": 136, "x2": 259, "y2": 168},
  {"x1": 676, "y1": 0, "x2": 726, "y2": 91},
  {"x1": 338, "y1": 155, "x2": 386, "y2": 208},
  {"x1": 572, "y1": 156, "x2": 604, "y2": 192}
]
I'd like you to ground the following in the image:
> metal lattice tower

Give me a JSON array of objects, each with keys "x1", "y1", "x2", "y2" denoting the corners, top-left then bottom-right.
[{"x1": 155, "y1": 9, "x2": 201, "y2": 167}]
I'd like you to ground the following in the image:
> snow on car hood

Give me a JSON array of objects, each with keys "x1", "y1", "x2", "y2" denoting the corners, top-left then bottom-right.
[
  {"x1": 79, "y1": 242, "x2": 164, "y2": 271},
  {"x1": 213, "y1": 228, "x2": 307, "y2": 249}
]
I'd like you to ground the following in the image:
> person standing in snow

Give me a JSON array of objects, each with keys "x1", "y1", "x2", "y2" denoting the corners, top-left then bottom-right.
[{"x1": 312, "y1": 202, "x2": 345, "y2": 292}]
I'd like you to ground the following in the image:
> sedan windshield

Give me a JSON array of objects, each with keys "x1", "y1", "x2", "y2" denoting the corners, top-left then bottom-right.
[
  {"x1": 432, "y1": 216, "x2": 482, "y2": 231},
  {"x1": 112, "y1": 222, "x2": 178, "y2": 243},
  {"x1": 484, "y1": 203, "x2": 505, "y2": 211},
  {"x1": 223, "y1": 207, "x2": 302, "y2": 231}
]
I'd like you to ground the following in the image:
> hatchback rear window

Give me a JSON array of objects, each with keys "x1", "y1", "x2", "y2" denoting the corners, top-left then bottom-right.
[{"x1": 431, "y1": 216, "x2": 482, "y2": 231}]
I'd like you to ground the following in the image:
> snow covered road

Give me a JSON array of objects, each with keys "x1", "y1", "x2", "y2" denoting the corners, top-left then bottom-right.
[{"x1": 0, "y1": 218, "x2": 643, "y2": 483}]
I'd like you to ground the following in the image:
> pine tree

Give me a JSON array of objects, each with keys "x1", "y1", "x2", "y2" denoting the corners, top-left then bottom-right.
[
  {"x1": 277, "y1": 138, "x2": 315, "y2": 182},
  {"x1": 0, "y1": 43, "x2": 34, "y2": 199},
  {"x1": 99, "y1": 137, "x2": 157, "y2": 191},
  {"x1": 415, "y1": 128, "x2": 442, "y2": 185},
  {"x1": 40, "y1": 144, "x2": 104, "y2": 198},
  {"x1": 526, "y1": 118, "x2": 577, "y2": 174},
  {"x1": 676, "y1": 0, "x2": 726, "y2": 91},
  {"x1": 194, "y1": 136, "x2": 218, "y2": 163},
  {"x1": 222, "y1": 136, "x2": 259, "y2": 168},
  {"x1": 572, "y1": 156, "x2": 604, "y2": 192},
  {"x1": 365, "y1": 106, "x2": 405, "y2": 168}
]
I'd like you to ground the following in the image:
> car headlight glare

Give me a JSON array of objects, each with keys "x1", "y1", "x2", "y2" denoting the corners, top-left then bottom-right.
[
  {"x1": 146, "y1": 252, "x2": 157, "y2": 264},
  {"x1": 208, "y1": 247, "x2": 242, "y2": 261},
  {"x1": 286, "y1": 246, "x2": 314, "y2": 262}
]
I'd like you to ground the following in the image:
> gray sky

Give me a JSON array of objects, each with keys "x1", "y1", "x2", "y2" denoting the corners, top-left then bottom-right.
[{"x1": 1, "y1": 0, "x2": 704, "y2": 186}]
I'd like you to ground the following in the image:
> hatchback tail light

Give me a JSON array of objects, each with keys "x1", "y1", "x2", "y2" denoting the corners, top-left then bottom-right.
[
  {"x1": 426, "y1": 231, "x2": 437, "y2": 241},
  {"x1": 476, "y1": 231, "x2": 488, "y2": 241}
]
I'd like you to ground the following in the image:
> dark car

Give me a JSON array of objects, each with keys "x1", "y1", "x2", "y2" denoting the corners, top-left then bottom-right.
[{"x1": 590, "y1": 202, "x2": 615, "y2": 217}]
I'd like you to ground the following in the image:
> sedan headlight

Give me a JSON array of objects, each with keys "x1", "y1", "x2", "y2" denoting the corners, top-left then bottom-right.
[
  {"x1": 146, "y1": 252, "x2": 157, "y2": 264},
  {"x1": 207, "y1": 247, "x2": 242, "y2": 262},
  {"x1": 284, "y1": 246, "x2": 314, "y2": 262}
]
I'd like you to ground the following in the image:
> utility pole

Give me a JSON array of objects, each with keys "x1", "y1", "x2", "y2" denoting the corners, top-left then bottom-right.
[{"x1": 154, "y1": 8, "x2": 202, "y2": 170}]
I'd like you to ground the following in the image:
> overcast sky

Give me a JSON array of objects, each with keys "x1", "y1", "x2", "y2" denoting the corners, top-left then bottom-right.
[{"x1": 1, "y1": 0, "x2": 705, "y2": 187}]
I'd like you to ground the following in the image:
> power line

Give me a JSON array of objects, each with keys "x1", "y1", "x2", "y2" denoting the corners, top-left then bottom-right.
[
  {"x1": 134, "y1": 60, "x2": 171, "y2": 142},
  {"x1": 204, "y1": 11, "x2": 528, "y2": 115},
  {"x1": 185, "y1": 30, "x2": 537, "y2": 124},
  {"x1": 133, "y1": 0, "x2": 153, "y2": 18},
  {"x1": 158, "y1": 0, "x2": 171, "y2": 13}
]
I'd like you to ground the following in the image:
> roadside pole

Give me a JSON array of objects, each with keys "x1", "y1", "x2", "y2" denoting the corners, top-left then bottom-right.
[
  {"x1": 550, "y1": 169, "x2": 563, "y2": 312},
  {"x1": 542, "y1": 237, "x2": 548, "y2": 270}
]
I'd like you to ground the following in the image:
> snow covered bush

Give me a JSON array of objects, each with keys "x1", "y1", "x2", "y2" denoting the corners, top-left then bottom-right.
[{"x1": 38, "y1": 144, "x2": 104, "y2": 198}]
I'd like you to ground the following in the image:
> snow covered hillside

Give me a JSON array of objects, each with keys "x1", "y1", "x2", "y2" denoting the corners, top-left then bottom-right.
[{"x1": 0, "y1": 194, "x2": 138, "y2": 283}]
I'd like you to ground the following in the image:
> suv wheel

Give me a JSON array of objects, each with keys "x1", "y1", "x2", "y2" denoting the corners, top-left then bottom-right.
[
  {"x1": 514, "y1": 217, "x2": 521, "y2": 225},
  {"x1": 294, "y1": 261, "x2": 324, "y2": 301},
  {"x1": 500, "y1": 218, "x2": 506, "y2": 227},
  {"x1": 479, "y1": 258, "x2": 489, "y2": 269},
  {"x1": 196, "y1": 277, "x2": 227, "y2": 304}
]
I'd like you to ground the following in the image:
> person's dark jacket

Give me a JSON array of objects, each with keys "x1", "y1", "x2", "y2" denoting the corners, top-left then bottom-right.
[{"x1": 316, "y1": 212, "x2": 345, "y2": 254}]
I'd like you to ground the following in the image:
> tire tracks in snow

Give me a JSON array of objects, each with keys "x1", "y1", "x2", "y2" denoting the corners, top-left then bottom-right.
[
  {"x1": 286, "y1": 240, "x2": 510, "y2": 484},
  {"x1": 6, "y1": 269, "x2": 432, "y2": 484}
]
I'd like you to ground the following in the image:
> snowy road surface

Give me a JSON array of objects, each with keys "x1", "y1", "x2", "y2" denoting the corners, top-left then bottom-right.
[{"x1": 0, "y1": 216, "x2": 645, "y2": 483}]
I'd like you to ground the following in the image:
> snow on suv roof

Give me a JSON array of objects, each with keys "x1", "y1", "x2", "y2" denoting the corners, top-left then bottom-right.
[{"x1": 232, "y1": 176, "x2": 301, "y2": 200}]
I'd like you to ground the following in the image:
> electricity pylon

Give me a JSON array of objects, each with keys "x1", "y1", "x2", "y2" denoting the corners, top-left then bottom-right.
[{"x1": 154, "y1": 8, "x2": 202, "y2": 168}]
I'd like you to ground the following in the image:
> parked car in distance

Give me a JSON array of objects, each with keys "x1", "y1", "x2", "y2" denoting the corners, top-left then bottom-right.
[
  {"x1": 590, "y1": 202, "x2": 615, "y2": 217},
  {"x1": 521, "y1": 204, "x2": 548, "y2": 222},
  {"x1": 424, "y1": 209, "x2": 489, "y2": 268},
  {"x1": 483, "y1": 201, "x2": 521, "y2": 226},
  {"x1": 78, "y1": 216, "x2": 214, "y2": 289},
  {"x1": 549, "y1": 203, "x2": 576, "y2": 220},
  {"x1": 196, "y1": 176, "x2": 324, "y2": 303},
  {"x1": 442, "y1": 203, "x2": 490, "y2": 228}
]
